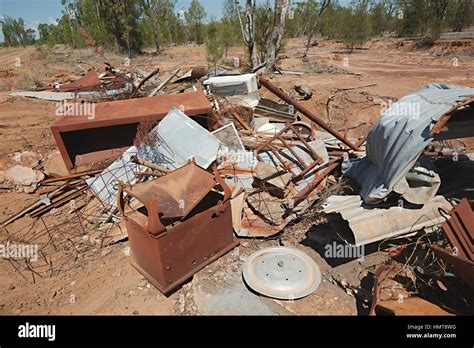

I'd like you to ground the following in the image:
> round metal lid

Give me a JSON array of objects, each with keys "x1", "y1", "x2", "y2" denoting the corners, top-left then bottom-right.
[{"x1": 243, "y1": 247, "x2": 321, "y2": 300}]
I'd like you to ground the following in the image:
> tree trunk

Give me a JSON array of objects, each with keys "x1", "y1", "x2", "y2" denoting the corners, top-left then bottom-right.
[
  {"x1": 302, "y1": 27, "x2": 315, "y2": 61},
  {"x1": 265, "y1": 0, "x2": 290, "y2": 74},
  {"x1": 152, "y1": 18, "x2": 160, "y2": 52},
  {"x1": 236, "y1": 0, "x2": 260, "y2": 69},
  {"x1": 302, "y1": 0, "x2": 331, "y2": 62},
  {"x1": 65, "y1": 0, "x2": 76, "y2": 48}
]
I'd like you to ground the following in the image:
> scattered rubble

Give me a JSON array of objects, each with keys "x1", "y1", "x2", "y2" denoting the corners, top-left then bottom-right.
[{"x1": 2, "y1": 62, "x2": 473, "y2": 316}]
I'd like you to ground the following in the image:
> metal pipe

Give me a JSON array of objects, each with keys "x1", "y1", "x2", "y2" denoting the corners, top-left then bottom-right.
[{"x1": 259, "y1": 76, "x2": 361, "y2": 151}]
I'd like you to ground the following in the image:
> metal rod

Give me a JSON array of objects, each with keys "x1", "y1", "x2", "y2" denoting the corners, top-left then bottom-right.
[{"x1": 259, "y1": 76, "x2": 361, "y2": 151}]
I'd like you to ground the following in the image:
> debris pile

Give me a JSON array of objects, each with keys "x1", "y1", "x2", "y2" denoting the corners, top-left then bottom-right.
[{"x1": 2, "y1": 66, "x2": 473, "y2": 314}]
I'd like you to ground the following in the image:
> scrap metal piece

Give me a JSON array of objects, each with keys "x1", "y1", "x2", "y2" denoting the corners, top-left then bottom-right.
[
  {"x1": 259, "y1": 76, "x2": 360, "y2": 151},
  {"x1": 50, "y1": 90, "x2": 216, "y2": 169},
  {"x1": 255, "y1": 123, "x2": 324, "y2": 181},
  {"x1": 375, "y1": 297, "x2": 454, "y2": 316},
  {"x1": 204, "y1": 73, "x2": 258, "y2": 96},
  {"x1": 137, "y1": 107, "x2": 222, "y2": 169},
  {"x1": 440, "y1": 199, "x2": 474, "y2": 262},
  {"x1": 294, "y1": 84, "x2": 313, "y2": 100},
  {"x1": 118, "y1": 162, "x2": 239, "y2": 295},
  {"x1": 369, "y1": 262, "x2": 401, "y2": 316},
  {"x1": 204, "y1": 73, "x2": 260, "y2": 108},
  {"x1": 322, "y1": 195, "x2": 452, "y2": 246},
  {"x1": 60, "y1": 70, "x2": 101, "y2": 92},
  {"x1": 212, "y1": 123, "x2": 245, "y2": 152},
  {"x1": 231, "y1": 139, "x2": 329, "y2": 238},
  {"x1": 86, "y1": 147, "x2": 145, "y2": 208},
  {"x1": 344, "y1": 83, "x2": 474, "y2": 204},
  {"x1": 254, "y1": 98, "x2": 296, "y2": 123},
  {"x1": 10, "y1": 91, "x2": 93, "y2": 101},
  {"x1": 243, "y1": 247, "x2": 321, "y2": 300},
  {"x1": 431, "y1": 245, "x2": 474, "y2": 290}
]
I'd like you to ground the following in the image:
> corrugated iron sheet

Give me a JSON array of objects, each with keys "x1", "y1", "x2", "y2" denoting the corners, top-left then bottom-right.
[
  {"x1": 323, "y1": 195, "x2": 452, "y2": 246},
  {"x1": 344, "y1": 83, "x2": 474, "y2": 204}
]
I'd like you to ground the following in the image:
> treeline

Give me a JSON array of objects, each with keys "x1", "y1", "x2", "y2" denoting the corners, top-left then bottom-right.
[
  {"x1": 1, "y1": 0, "x2": 473, "y2": 55},
  {"x1": 286, "y1": 0, "x2": 473, "y2": 49}
]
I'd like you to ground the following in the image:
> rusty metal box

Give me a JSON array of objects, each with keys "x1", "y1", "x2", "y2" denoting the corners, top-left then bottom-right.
[{"x1": 118, "y1": 162, "x2": 239, "y2": 295}]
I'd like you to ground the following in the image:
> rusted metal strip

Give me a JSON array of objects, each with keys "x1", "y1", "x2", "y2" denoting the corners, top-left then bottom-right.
[
  {"x1": 430, "y1": 97, "x2": 474, "y2": 136},
  {"x1": 41, "y1": 170, "x2": 102, "y2": 184},
  {"x1": 431, "y1": 245, "x2": 474, "y2": 289},
  {"x1": 441, "y1": 199, "x2": 473, "y2": 261},
  {"x1": 258, "y1": 76, "x2": 361, "y2": 151},
  {"x1": 131, "y1": 66, "x2": 160, "y2": 98},
  {"x1": 255, "y1": 123, "x2": 324, "y2": 181},
  {"x1": 290, "y1": 160, "x2": 340, "y2": 208},
  {"x1": 369, "y1": 262, "x2": 401, "y2": 316},
  {"x1": 60, "y1": 70, "x2": 101, "y2": 92}
]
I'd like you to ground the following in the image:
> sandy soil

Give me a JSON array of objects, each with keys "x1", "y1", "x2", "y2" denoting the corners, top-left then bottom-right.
[{"x1": 0, "y1": 35, "x2": 472, "y2": 316}]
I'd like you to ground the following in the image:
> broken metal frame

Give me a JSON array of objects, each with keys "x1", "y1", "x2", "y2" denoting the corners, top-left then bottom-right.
[
  {"x1": 255, "y1": 123, "x2": 324, "y2": 181},
  {"x1": 290, "y1": 160, "x2": 340, "y2": 208}
]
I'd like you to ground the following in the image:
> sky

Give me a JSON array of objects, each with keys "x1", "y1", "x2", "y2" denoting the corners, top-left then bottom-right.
[{"x1": 0, "y1": 0, "x2": 351, "y2": 41}]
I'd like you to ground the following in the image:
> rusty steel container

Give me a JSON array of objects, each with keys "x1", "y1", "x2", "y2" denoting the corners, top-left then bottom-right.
[{"x1": 118, "y1": 162, "x2": 238, "y2": 295}]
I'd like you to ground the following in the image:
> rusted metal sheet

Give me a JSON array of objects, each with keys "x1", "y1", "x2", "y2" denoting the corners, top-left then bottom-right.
[
  {"x1": 441, "y1": 199, "x2": 474, "y2": 262},
  {"x1": 430, "y1": 97, "x2": 474, "y2": 137},
  {"x1": 431, "y1": 245, "x2": 474, "y2": 290},
  {"x1": 59, "y1": 70, "x2": 102, "y2": 92},
  {"x1": 369, "y1": 262, "x2": 401, "y2": 316},
  {"x1": 50, "y1": 90, "x2": 217, "y2": 170},
  {"x1": 118, "y1": 162, "x2": 239, "y2": 295},
  {"x1": 74, "y1": 147, "x2": 129, "y2": 167},
  {"x1": 258, "y1": 76, "x2": 361, "y2": 151},
  {"x1": 123, "y1": 163, "x2": 216, "y2": 220},
  {"x1": 375, "y1": 298, "x2": 454, "y2": 316}
]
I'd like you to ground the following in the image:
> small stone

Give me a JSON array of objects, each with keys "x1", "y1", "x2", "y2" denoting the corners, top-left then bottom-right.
[
  {"x1": 122, "y1": 247, "x2": 131, "y2": 257},
  {"x1": 241, "y1": 241, "x2": 249, "y2": 247},
  {"x1": 4, "y1": 165, "x2": 44, "y2": 186},
  {"x1": 112, "y1": 270, "x2": 122, "y2": 277},
  {"x1": 192, "y1": 305, "x2": 197, "y2": 311},
  {"x1": 14, "y1": 151, "x2": 41, "y2": 168},
  {"x1": 137, "y1": 278, "x2": 148, "y2": 287},
  {"x1": 43, "y1": 150, "x2": 69, "y2": 177},
  {"x1": 101, "y1": 248, "x2": 111, "y2": 256},
  {"x1": 132, "y1": 310, "x2": 139, "y2": 315}
]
